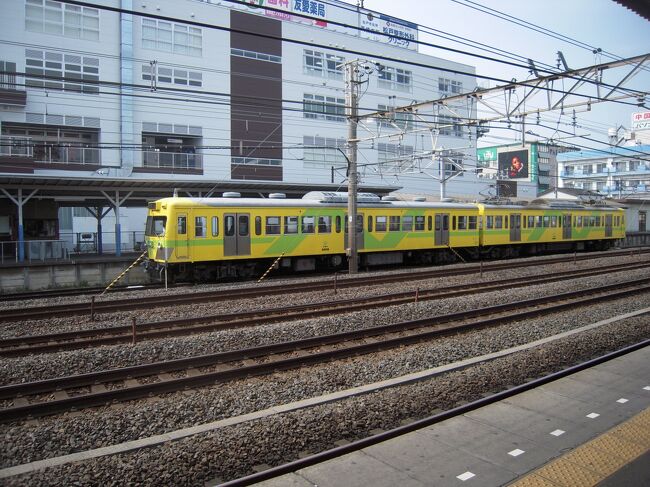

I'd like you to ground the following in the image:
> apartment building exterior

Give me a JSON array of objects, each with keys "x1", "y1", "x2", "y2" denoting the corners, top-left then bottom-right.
[{"x1": 0, "y1": 0, "x2": 482, "y2": 199}]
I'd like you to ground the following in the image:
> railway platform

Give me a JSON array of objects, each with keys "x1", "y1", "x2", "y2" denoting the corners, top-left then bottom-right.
[
  {"x1": 256, "y1": 345, "x2": 650, "y2": 487},
  {"x1": 0, "y1": 251, "x2": 148, "y2": 292}
]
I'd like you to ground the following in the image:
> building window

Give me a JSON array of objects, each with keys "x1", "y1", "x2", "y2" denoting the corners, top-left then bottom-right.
[
  {"x1": 378, "y1": 66, "x2": 412, "y2": 92},
  {"x1": 438, "y1": 115, "x2": 463, "y2": 137},
  {"x1": 303, "y1": 136, "x2": 347, "y2": 167},
  {"x1": 376, "y1": 104, "x2": 414, "y2": 131},
  {"x1": 640, "y1": 211, "x2": 646, "y2": 232},
  {"x1": 377, "y1": 143, "x2": 414, "y2": 170},
  {"x1": 142, "y1": 19, "x2": 202, "y2": 57},
  {"x1": 142, "y1": 132, "x2": 202, "y2": 170},
  {"x1": 303, "y1": 50, "x2": 344, "y2": 79},
  {"x1": 142, "y1": 64, "x2": 202, "y2": 87},
  {"x1": 0, "y1": 61, "x2": 17, "y2": 90},
  {"x1": 25, "y1": 49, "x2": 99, "y2": 93},
  {"x1": 438, "y1": 78, "x2": 462, "y2": 95},
  {"x1": 26, "y1": 0, "x2": 99, "y2": 40},
  {"x1": 303, "y1": 94, "x2": 345, "y2": 122},
  {"x1": 231, "y1": 48, "x2": 281, "y2": 63},
  {"x1": 231, "y1": 157, "x2": 281, "y2": 166}
]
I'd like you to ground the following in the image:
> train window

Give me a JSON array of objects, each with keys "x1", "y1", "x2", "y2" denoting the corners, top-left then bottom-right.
[
  {"x1": 457, "y1": 216, "x2": 466, "y2": 230},
  {"x1": 177, "y1": 216, "x2": 187, "y2": 235},
  {"x1": 495, "y1": 216, "x2": 502, "y2": 229},
  {"x1": 319, "y1": 216, "x2": 332, "y2": 233},
  {"x1": 211, "y1": 216, "x2": 219, "y2": 236},
  {"x1": 255, "y1": 216, "x2": 262, "y2": 236},
  {"x1": 577, "y1": 216, "x2": 582, "y2": 227},
  {"x1": 557, "y1": 216, "x2": 562, "y2": 227},
  {"x1": 389, "y1": 216, "x2": 400, "y2": 231},
  {"x1": 376, "y1": 216, "x2": 387, "y2": 232},
  {"x1": 265, "y1": 217, "x2": 281, "y2": 235},
  {"x1": 301, "y1": 216, "x2": 315, "y2": 234},
  {"x1": 468, "y1": 216, "x2": 477, "y2": 230},
  {"x1": 452, "y1": 216, "x2": 457, "y2": 231},
  {"x1": 543, "y1": 216, "x2": 550, "y2": 227},
  {"x1": 284, "y1": 216, "x2": 298, "y2": 234},
  {"x1": 596, "y1": 216, "x2": 601, "y2": 226},
  {"x1": 238, "y1": 215, "x2": 249, "y2": 236},
  {"x1": 536, "y1": 216, "x2": 542, "y2": 228},
  {"x1": 145, "y1": 216, "x2": 166, "y2": 236},
  {"x1": 366, "y1": 216, "x2": 373, "y2": 233},
  {"x1": 427, "y1": 216, "x2": 432, "y2": 231},
  {"x1": 551, "y1": 216, "x2": 558, "y2": 227},
  {"x1": 591, "y1": 216, "x2": 597, "y2": 227},
  {"x1": 415, "y1": 216, "x2": 425, "y2": 231},
  {"x1": 335, "y1": 215, "x2": 341, "y2": 233},
  {"x1": 195, "y1": 216, "x2": 207, "y2": 237},
  {"x1": 402, "y1": 216, "x2": 413, "y2": 231},
  {"x1": 486, "y1": 216, "x2": 493, "y2": 229},
  {"x1": 225, "y1": 216, "x2": 235, "y2": 236},
  {"x1": 504, "y1": 216, "x2": 508, "y2": 229}
]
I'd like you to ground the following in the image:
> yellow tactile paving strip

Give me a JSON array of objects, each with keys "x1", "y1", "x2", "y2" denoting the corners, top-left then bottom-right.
[{"x1": 509, "y1": 407, "x2": 650, "y2": 487}]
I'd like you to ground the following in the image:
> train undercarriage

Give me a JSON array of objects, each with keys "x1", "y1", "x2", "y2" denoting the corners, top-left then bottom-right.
[{"x1": 145, "y1": 238, "x2": 618, "y2": 284}]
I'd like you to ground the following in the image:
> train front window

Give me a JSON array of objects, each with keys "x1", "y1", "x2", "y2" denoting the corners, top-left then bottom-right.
[{"x1": 145, "y1": 216, "x2": 167, "y2": 236}]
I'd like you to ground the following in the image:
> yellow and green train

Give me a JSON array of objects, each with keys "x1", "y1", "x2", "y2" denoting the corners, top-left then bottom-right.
[{"x1": 144, "y1": 192, "x2": 625, "y2": 281}]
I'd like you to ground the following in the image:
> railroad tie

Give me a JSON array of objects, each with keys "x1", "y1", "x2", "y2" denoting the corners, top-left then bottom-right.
[{"x1": 100, "y1": 249, "x2": 148, "y2": 296}]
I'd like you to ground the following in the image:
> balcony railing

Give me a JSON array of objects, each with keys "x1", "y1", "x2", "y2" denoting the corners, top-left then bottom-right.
[
  {"x1": 141, "y1": 150, "x2": 203, "y2": 170},
  {"x1": 0, "y1": 72, "x2": 18, "y2": 91},
  {"x1": 0, "y1": 136, "x2": 33, "y2": 157},
  {"x1": 33, "y1": 145, "x2": 100, "y2": 165}
]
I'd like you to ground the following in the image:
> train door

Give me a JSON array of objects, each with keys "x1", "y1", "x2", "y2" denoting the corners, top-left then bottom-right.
[
  {"x1": 509, "y1": 214, "x2": 521, "y2": 242},
  {"x1": 435, "y1": 214, "x2": 449, "y2": 246},
  {"x1": 605, "y1": 214, "x2": 613, "y2": 237},
  {"x1": 176, "y1": 213, "x2": 189, "y2": 259},
  {"x1": 562, "y1": 214, "x2": 572, "y2": 239},
  {"x1": 344, "y1": 213, "x2": 364, "y2": 250},
  {"x1": 223, "y1": 213, "x2": 251, "y2": 257}
]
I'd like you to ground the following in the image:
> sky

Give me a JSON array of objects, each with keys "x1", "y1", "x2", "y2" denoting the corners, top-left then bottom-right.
[{"x1": 337, "y1": 0, "x2": 650, "y2": 149}]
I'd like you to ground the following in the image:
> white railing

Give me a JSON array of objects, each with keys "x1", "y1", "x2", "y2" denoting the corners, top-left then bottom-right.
[
  {"x1": 142, "y1": 150, "x2": 202, "y2": 170},
  {"x1": 0, "y1": 240, "x2": 69, "y2": 264},
  {"x1": 0, "y1": 136, "x2": 33, "y2": 158},
  {"x1": 33, "y1": 145, "x2": 100, "y2": 165}
]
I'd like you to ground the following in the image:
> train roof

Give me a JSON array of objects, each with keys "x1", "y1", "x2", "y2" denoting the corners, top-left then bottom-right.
[{"x1": 154, "y1": 194, "x2": 478, "y2": 210}]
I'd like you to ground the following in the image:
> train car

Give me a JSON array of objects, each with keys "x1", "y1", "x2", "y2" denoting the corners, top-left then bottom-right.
[
  {"x1": 478, "y1": 200, "x2": 625, "y2": 258},
  {"x1": 144, "y1": 192, "x2": 624, "y2": 282},
  {"x1": 144, "y1": 192, "x2": 480, "y2": 281}
]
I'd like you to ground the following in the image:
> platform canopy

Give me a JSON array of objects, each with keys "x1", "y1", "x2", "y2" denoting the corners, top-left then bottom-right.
[{"x1": 0, "y1": 175, "x2": 400, "y2": 207}]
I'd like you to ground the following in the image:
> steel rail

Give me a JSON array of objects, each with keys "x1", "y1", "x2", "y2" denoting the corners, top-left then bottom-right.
[
  {"x1": 1, "y1": 260, "x2": 649, "y2": 357},
  {"x1": 218, "y1": 339, "x2": 650, "y2": 486},
  {"x1": 1, "y1": 278, "x2": 648, "y2": 422},
  {"x1": 0, "y1": 249, "x2": 647, "y2": 323}
]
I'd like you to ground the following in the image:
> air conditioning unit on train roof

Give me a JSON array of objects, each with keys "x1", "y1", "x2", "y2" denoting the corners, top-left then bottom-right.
[{"x1": 302, "y1": 191, "x2": 381, "y2": 203}]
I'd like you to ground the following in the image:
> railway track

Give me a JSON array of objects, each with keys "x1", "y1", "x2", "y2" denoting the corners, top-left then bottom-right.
[
  {"x1": 218, "y1": 339, "x2": 650, "y2": 487},
  {"x1": 1, "y1": 249, "x2": 648, "y2": 323},
  {"x1": 1, "y1": 276, "x2": 649, "y2": 423},
  {"x1": 2, "y1": 260, "x2": 649, "y2": 357}
]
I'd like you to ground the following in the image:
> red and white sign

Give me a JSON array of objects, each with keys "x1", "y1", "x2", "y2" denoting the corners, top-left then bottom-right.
[{"x1": 632, "y1": 111, "x2": 650, "y2": 131}]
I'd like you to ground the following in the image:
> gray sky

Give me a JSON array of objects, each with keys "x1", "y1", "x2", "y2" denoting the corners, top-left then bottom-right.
[{"x1": 338, "y1": 0, "x2": 650, "y2": 148}]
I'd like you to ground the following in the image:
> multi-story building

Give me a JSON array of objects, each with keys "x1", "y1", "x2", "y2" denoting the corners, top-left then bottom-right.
[
  {"x1": 476, "y1": 141, "x2": 574, "y2": 199},
  {"x1": 0, "y1": 0, "x2": 485, "y2": 256},
  {"x1": 1, "y1": 0, "x2": 480, "y2": 193},
  {"x1": 557, "y1": 115, "x2": 650, "y2": 198}
]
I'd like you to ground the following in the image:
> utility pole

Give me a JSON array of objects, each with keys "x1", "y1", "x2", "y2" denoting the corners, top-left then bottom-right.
[{"x1": 345, "y1": 60, "x2": 360, "y2": 274}]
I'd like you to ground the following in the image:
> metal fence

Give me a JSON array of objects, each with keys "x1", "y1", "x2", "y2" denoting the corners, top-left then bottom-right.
[
  {"x1": 0, "y1": 136, "x2": 33, "y2": 157},
  {"x1": 142, "y1": 150, "x2": 202, "y2": 170},
  {"x1": 0, "y1": 240, "x2": 69, "y2": 264},
  {"x1": 59, "y1": 231, "x2": 146, "y2": 254}
]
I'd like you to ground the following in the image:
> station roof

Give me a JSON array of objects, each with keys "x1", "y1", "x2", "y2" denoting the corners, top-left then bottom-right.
[
  {"x1": 614, "y1": 0, "x2": 650, "y2": 21},
  {"x1": 0, "y1": 175, "x2": 400, "y2": 207}
]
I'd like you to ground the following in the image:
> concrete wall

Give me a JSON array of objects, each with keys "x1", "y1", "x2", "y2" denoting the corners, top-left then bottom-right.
[{"x1": 0, "y1": 259, "x2": 149, "y2": 292}]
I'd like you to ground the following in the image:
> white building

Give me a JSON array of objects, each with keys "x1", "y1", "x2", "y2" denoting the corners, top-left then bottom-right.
[{"x1": 0, "y1": 0, "x2": 485, "y2": 256}]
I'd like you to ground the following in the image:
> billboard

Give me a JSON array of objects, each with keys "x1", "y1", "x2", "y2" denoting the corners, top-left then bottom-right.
[
  {"x1": 498, "y1": 149, "x2": 529, "y2": 180},
  {"x1": 632, "y1": 111, "x2": 650, "y2": 131},
  {"x1": 226, "y1": 0, "x2": 418, "y2": 50}
]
